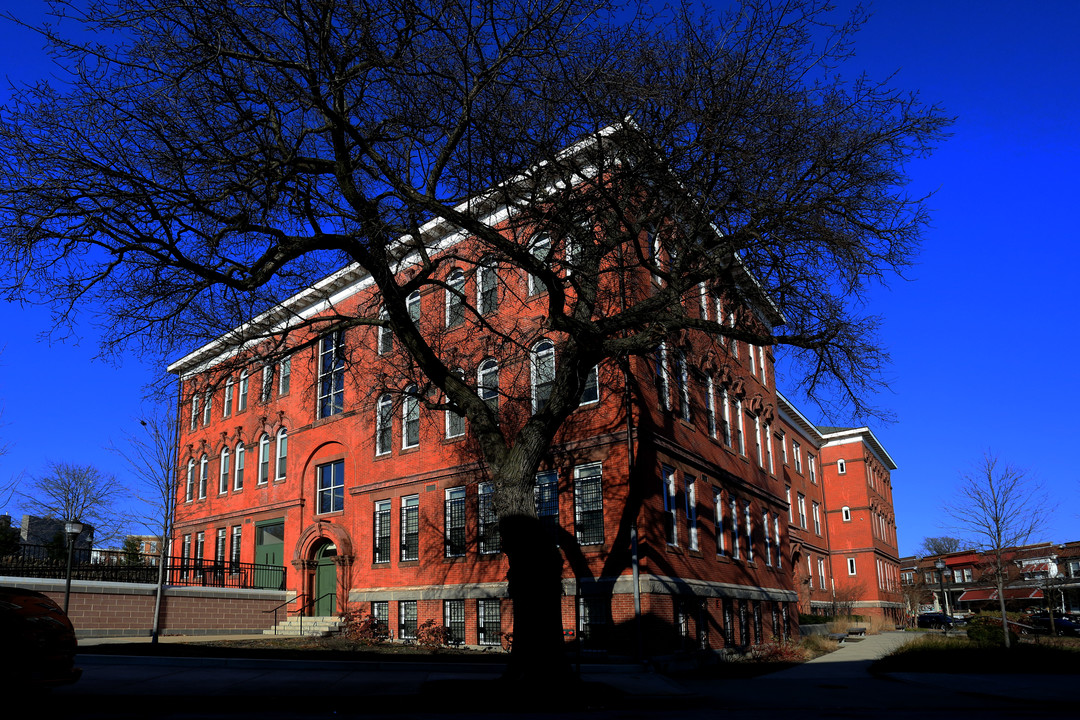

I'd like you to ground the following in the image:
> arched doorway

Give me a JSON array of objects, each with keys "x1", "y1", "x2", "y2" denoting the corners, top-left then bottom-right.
[{"x1": 313, "y1": 541, "x2": 337, "y2": 616}]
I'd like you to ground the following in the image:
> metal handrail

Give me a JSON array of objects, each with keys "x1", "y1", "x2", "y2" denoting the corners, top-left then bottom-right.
[{"x1": 262, "y1": 592, "x2": 337, "y2": 635}]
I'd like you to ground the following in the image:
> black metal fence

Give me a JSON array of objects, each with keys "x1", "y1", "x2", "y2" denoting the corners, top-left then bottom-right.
[{"x1": 0, "y1": 543, "x2": 285, "y2": 591}]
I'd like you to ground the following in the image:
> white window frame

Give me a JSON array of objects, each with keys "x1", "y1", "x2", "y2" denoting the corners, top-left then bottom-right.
[
  {"x1": 847, "y1": 557, "x2": 857, "y2": 576},
  {"x1": 445, "y1": 269, "x2": 465, "y2": 328},
  {"x1": 531, "y1": 340, "x2": 555, "y2": 414},
  {"x1": 376, "y1": 393, "x2": 393, "y2": 456},
  {"x1": 403, "y1": 386, "x2": 420, "y2": 449},
  {"x1": 714, "y1": 488, "x2": 725, "y2": 556},
  {"x1": 258, "y1": 433, "x2": 270, "y2": 485},
  {"x1": 527, "y1": 234, "x2": 550, "y2": 296},
  {"x1": 198, "y1": 454, "x2": 208, "y2": 499},
  {"x1": 478, "y1": 358, "x2": 499, "y2": 413},
  {"x1": 686, "y1": 477, "x2": 698, "y2": 552},
  {"x1": 219, "y1": 446, "x2": 230, "y2": 494},
  {"x1": 477, "y1": 258, "x2": 499, "y2": 314},
  {"x1": 662, "y1": 465, "x2": 678, "y2": 546},
  {"x1": 238, "y1": 369, "x2": 249, "y2": 412},
  {"x1": 233, "y1": 442, "x2": 245, "y2": 491},
  {"x1": 223, "y1": 377, "x2": 234, "y2": 418},
  {"x1": 842, "y1": 506, "x2": 851, "y2": 522},
  {"x1": 275, "y1": 428, "x2": 288, "y2": 480},
  {"x1": 278, "y1": 355, "x2": 291, "y2": 395},
  {"x1": 837, "y1": 458, "x2": 847, "y2": 474}
]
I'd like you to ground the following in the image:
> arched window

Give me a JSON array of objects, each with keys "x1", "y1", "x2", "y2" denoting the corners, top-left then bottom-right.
[
  {"x1": 198, "y1": 454, "x2": 208, "y2": 499},
  {"x1": 403, "y1": 385, "x2": 420, "y2": 449},
  {"x1": 478, "y1": 359, "x2": 499, "y2": 413},
  {"x1": 406, "y1": 290, "x2": 421, "y2": 324},
  {"x1": 258, "y1": 433, "x2": 271, "y2": 484},
  {"x1": 234, "y1": 442, "x2": 245, "y2": 491},
  {"x1": 219, "y1": 446, "x2": 230, "y2": 494},
  {"x1": 531, "y1": 340, "x2": 555, "y2": 413},
  {"x1": 446, "y1": 269, "x2": 465, "y2": 328},
  {"x1": 185, "y1": 459, "x2": 195, "y2": 502},
  {"x1": 527, "y1": 234, "x2": 550, "y2": 296},
  {"x1": 376, "y1": 393, "x2": 393, "y2": 455},
  {"x1": 837, "y1": 458, "x2": 847, "y2": 474},
  {"x1": 276, "y1": 428, "x2": 288, "y2": 480},
  {"x1": 223, "y1": 377, "x2": 234, "y2": 417},
  {"x1": 477, "y1": 259, "x2": 498, "y2": 314}
]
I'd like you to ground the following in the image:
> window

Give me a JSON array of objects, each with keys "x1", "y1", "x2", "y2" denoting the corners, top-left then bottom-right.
[
  {"x1": 748, "y1": 343, "x2": 756, "y2": 376},
  {"x1": 754, "y1": 415, "x2": 763, "y2": 467},
  {"x1": 446, "y1": 269, "x2": 465, "y2": 328},
  {"x1": 203, "y1": 391, "x2": 213, "y2": 426},
  {"x1": 964, "y1": 568, "x2": 973, "y2": 583},
  {"x1": 714, "y1": 489, "x2": 725, "y2": 556},
  {"x1": 258, "y1": 433, "x2": 271, "y2": 484},
  {"x1": 818, "y1": 558, "x2": 827, "y2": 590},
  {"x1": 478, "y1": 599, "x2": 501, "y2": 646},
  {"x1": 531, "y1": 340, "x2": 555, "y2": 413},
  {"x1": 721, "y1": 388, "x2": 732, "y2": 446},
  {"x1": 662, "y1": 465, "x2": 678, "y2": 546},
  {"x1": 535, "y1": 470, "x2": 559, "y2": 536},
  {"x1": 195, "y1": 531, "x2": 205, "y2": 562},
  {"x1": 762, "y1": 510, "x2": 771, "y2": 566},
  {"x1": 478, "y1": 259, "x2": 498, "y2": 314},
  {"x1": 238, "y1": 369, "x2": 249, "y2": 412},
  {"x1": 190, "y1": 394, "x2": 200, "y2": 431},
  {"x1": 735, "y1": 400, "x2": 745, "y2": 454},
  {"x1": 812, "y1": 501, "x2": 821, "y2": 535},
  {"x1": 578, "y1": 596, "x2": 609, "y2": 648},
  {"x1": 317, "y1": 459, "x2": 344, "y2": 514},
  {"x1": 444, "y1": 599, "x2": 465, "y2": 645},
  {"x1": 400, "y1": 495, "x2": 419, "y2": 561},
  {"x1": 378, "y1": 307, "x2": 393, "y2": 355},
  {"x1": 673, "y1": 350, "x2": 690, "y2": 421},
  {"x1": 580, "y1": 365, "x2": 599, "y2": 405},
  {"x1": 399, "y1": 600, "x2": 417, "y2": 640},
  {"x1": 374, "y1": 500, "x2": 391, "y2": 563},
  {"x1": 402, "y1": 386, "x2": 419, "y2": 449},
  {"x1": 527, "y1": 234, "x2": 550, "y2": 296},
  {"x1": 219, "y1": 446, "x2": 231, "y2": 494},
  {"x1": 230, "y1": 526, "x2": 241, "y2": 565},
  {"x1": 759, "y1": 347, "x2": 767, "y2": 386},
  {"x1": 371, "y1": 601, "x2": 389, "y2": 637},
  {"x1": 261, "y1": 364, "x2": 273, "y2": 403},
  {"x1": 574, "y1": 463, "x2": 604, "y2": 545},
  {"x1": 180, "y1": 535, "x2": 191, "y2": 575},
  {"x1": 446, "y1": 395, "x2": 465, "y2": 439},
  {"x1": 685, "y1": 476, "x2": 698, "y2": 551},
  {"x1": 808, "y1": 455, "x2": 817, "y2": 484},
  {"x1": 744, "y1": 501, "x2": 753, "y2": 563},
  {"x1": 223, "y1": 377, "x2": 234, "y2": 418},
  {"x1": 275, "y1": 428, "x2": 288, "y2": 480},
  {"x1": 730, "y1": 498, "x2": 740, "y2": 559},
  {"x1": 705, "y1": 376, "x2": 717, "y2": 438},
  {"x1": 234, "y1": 442, "x2": 245, "y2": 490},
  {"x1": 198, "y1": 455, "x2": 208, "y2": 499},
  {"x1": 478, "y1": 359, "x2": 499, "y2": 413},
  {"x1": 780, "y1": 430, "x2": 787, "y2": 464},
  {"x1": 278, "y1": 356, "x2": 291, "y2": 395},
  {"x1": 837, "y1": 458, "x2": 847, "y2": 474},
  {"x1": 654, "y1": 343, "x2": 670, "y2": 410},
  {"x1": 376, "y1": 393, "x2": 393, "y2": 455},
  {"x1": 406, "y1": 290, "x2": 421, "y2": 325},
  {"x1": 774, "y1": 514, "x2": 782, "y2": 569},
  {"x1": 797, "y1": 493, "x2": 806, "y2": 528},
  {"x1": 185, "y1": 459, "x2": 195, "y2": 502},
  {"x1": 842, "y1": 506, "x2": 851, "y2": 522},
  {"x1": 317, "y1": 332, "x2": 344, "y2": 418},
  {"x1": 847, "y1": 557, "x2": 857, "y2": 576},
  {"x1": 215, "y1": 528, "x2": 226, "y2": 563},
  {"x1": 478, "y1": 482, "x2": 500, "y2": 554},
  {"x1": 808, "y1": 556, "x2": 814, "y2": 589},
  {"x1": 445, "y1": 487, "x2": 466, "y2": 557},
  {"x1": 765, "y1": 424, "x2": 774, "y2": 473},
  {"x1": 793, "y1": 441, "x2": 802, "y2": 472},
  {"x1": 786, "y1": 486, "x2": 792, "y2": 522}
]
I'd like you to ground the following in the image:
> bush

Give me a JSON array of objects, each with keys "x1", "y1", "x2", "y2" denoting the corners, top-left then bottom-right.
[
  {"x1": 966, "y1": 615, "x2": 1018, "y2": 647},
  {"x1": 415, "y1": 619, "x2": 449, "y2": 647},
  {"x1": 339, "y1": 610, "x2": 388, "y2": 645}
]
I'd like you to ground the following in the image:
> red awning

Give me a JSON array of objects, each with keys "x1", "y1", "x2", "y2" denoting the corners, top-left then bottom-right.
[
  {"x1": 957, "y1": 588, "x2": 1044, "y2": 602},
  {"x1": 1021, "y1": 563, "x2": 1049, "y2": 573}
]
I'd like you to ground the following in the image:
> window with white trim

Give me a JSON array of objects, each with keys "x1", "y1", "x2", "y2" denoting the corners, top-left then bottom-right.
[
  {"x1": 762, "y1": 510, "x2": 771, "y2": 566},
  {"x1": 477, "y1": 258, "x2": 498, "y2": 314},
  {"x1": 478, "y1": 599, "x2": 501, "y2": 646},
  {"x1": 654, "y1": 342, "x2": 669, "y2": 410},
  {"x1": 401, "y1": 494, "x2": 419, "y2": 561},
  {"x1": 238, "y1": 369, "x2": 249, "y2": 412},
  {"x1": 446, "y1": 369, "x2": 466, "y2": 438},
  {"x1": 478, "y1": 482, "x2": 499, "y2": 554},
  {"x1": 376, "y1": 393, "x2": 393, "y2": 455},
  {"x1": 842, "y1": 506, "x2": 851, "y2": 522},
  {"x1": 373, "y1": 500, "x2": 391, "y2": 564},
  {"x1": 198, "y1": 454, "x2": 208, "y2": 499},
  {"x1": 317, "y1": 332, "x2": 344, "y2": 418},
  {"x1": 774, "y1": 514, "x2": 782, "y2": 569},
  {"x1": 812, "y1": 501, "x2": 821, "y2": 535},
  {"x1": 793, "y1": 441, "x2": 802, "y2": 472},
  {"x1": 258, "y1": 433, "x2": 270, "y2": 484},
  {"x1": 260, "y1": 364, "x2": 273, "y2": 403},
  {"x1": 705, "y1": 375, "x2": 717, "y2": 438},
  {"x1": 399, "y1": 600, "x2": 417, "y2": 640},
  {"x1": 378, "y1": 307, "x2": 392, "y2": 355},
  {"x1": 730, "y1": 498, "x2": 740, "y2": 560},
  {"x1": 527, "y1": 234, "x2": 550, "y2": 296},
  {"x1": 837, "y1": 458, "x2": 847, "y2": 474},
  {"x1": 714, "y1": 488, "x2": 725, "y2": 556},
  {"x1": 685, "y1": 475, "x2": 698, "y2": 552},
  {"x1": 744, "y1": 501, "x2": 753, "y2": 563},
  {"x1": 230, "y1": 526, "x2": 241, "y2": 564},
  {"x1": 478, "y1": 359, "x2": 499, "y2": 413},
  {"x1": 574, "y1": 463, "x2": 604, "y2": 545},
  {"x1": 219, "y1": 446, "x2": 230, "y2": 494},
  {"x1": 317, "y1": 459, "x2": 344, "y2": 514},
  {"x1": 203, "y1": 390, "x2": 213, "y2": 426},
  {"x1": 445, "y1": 487, "x2": 466, "y2": 557},
  {"x1": 662, "y1": 465, "x2": 678, "y2": 546},
  {"x1": 223, "y1": 377, "x2": 234, "y2": 418},
  {"x1": 190, "y1": 394, "x2": 200, "y2": 431},
  {"x1": 535, "y1": 470, "x2": 559, "y2": 537},
  {"x1": 446, "y1": 269, "x2": 465, "y2": 328},
  {"x1": 797, "y1": 493, "x2": 806, "y2": 528},
  {"x1": 185, "y1": 459, "x2": 195, "y2": 502},
  {"x1": 275, "y1": 428, "x2": 288, "y2": 480},
  {"x1": 402, "y1": 386, "x2": 419, "y2": 449},
  {"x1": 278, "y1": 355, "x2": 291, "y2": 395},
  {"x1": 847, "y1": 557, "x2": 857, "y2": 575},
  {"x1": 808, "y1": 455, "x2": 817, "y2": 484},
  {"x1": 819, "y1": 557, "x2": 828, "y2": 587},
  {"x1": 406, "y1": 290, "x2": 421, "y2": 324},
  {"x1": 531, "y1": 340, "x2": 555, "y2": 413},
  {"x1": 234, "y1": 442, "x2": 245, "y2": 490},
  {"x1": 580, "y1": 365, "x2": 599, "y2": 405},
  {"x1": 674, "y1": 349, "x2": 690, "y2": 421}
]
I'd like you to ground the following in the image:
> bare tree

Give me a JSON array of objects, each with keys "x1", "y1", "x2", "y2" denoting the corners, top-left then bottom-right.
[
  {"x1": 0, "y1": 0, "x2": 948, "y2": 676},
  {"x1": 919, "y1": 536, "x2": 965, "y2": 556},
  {"x1": 947, "y1": 454, "x2": 1049, "y2": 648},
  {"x1": 18, "y1": 461, "x2": 125, "y2": 544}
]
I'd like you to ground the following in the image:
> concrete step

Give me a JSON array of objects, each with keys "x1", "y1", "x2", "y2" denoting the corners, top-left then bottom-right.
[{"x1": 264, "y1": 616, "x2": 344, "y2": 637}]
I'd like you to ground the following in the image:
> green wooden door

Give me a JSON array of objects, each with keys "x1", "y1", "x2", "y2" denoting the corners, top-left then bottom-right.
[
  {"x1": 314, "y1": 542, "x2": 337, "y2": 615},
  {"x1": 254, "y1": 520, "x2": 285, "y2": 589}
]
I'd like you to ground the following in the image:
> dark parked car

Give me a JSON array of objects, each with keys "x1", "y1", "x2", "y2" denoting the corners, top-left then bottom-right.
[
  {"x1": 1026, "y1": 614, "x2": 1080, "y2": 637},
  {"x1": 917, "y1": 612, "x2": 964, "y2": 629},
  {"x1": 0, "y1": 586, "x2": 81, "y2": 689}
]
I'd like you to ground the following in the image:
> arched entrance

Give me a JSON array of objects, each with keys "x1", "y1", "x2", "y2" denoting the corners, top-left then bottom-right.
[{"x1": 313, "y1": 541, "x2": 337, "y2": 616}]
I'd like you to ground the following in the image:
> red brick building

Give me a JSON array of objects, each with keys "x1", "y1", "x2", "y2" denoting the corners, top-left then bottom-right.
[{"x1": 168, "y1": 196, "x2": 902, "y2": 655}]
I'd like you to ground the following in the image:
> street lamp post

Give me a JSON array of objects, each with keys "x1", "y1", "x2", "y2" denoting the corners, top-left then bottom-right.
[
  {"x1": 934, "y1": 558, "x2": 950, "y2": 619},
  {"x1": 63, "y1": 521, "x2": 85, "y2": 614}
]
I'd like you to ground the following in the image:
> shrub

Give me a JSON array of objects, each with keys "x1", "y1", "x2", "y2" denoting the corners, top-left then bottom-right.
[
  {"x1": 339, "y1": 610, "x2": 387, "y2": 645},
  {"x1": 966, "y1": 615, "x2": 1018, "y2": 647},
  {"x1": 416, "y1": 619, "x2": 448, "y2": 647}
]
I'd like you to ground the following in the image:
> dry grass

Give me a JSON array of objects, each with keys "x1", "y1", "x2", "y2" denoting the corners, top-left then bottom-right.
[{"x1": 826, "y1": 615, "x2": 895, "y2": 635}]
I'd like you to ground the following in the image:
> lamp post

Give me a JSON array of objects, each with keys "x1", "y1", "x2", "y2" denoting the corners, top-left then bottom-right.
[
  {"x1": 934, "y1": 558, "x2": 950, "y2": 619},
  {"x1": 63, "y1": 521, "x2": 85, "y2": 614}
]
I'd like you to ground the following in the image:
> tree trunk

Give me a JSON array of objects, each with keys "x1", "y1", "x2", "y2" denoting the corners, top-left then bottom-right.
[
  {"x1": 501, "y1": 513, "x2": 572, "y2": 682},
  {"x1": 996, "y1": 574, "x2": 1011, "y2": 648}
]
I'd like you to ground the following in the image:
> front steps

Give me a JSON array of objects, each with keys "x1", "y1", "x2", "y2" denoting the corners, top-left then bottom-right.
[{"x1": 263, "y1": 615, "x2": 344, "y2": 637}]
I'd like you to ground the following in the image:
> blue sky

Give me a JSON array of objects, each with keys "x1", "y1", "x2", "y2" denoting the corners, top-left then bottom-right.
[{"x1": 1, "y1": 1, "x2": 1077, "y2": 554}]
